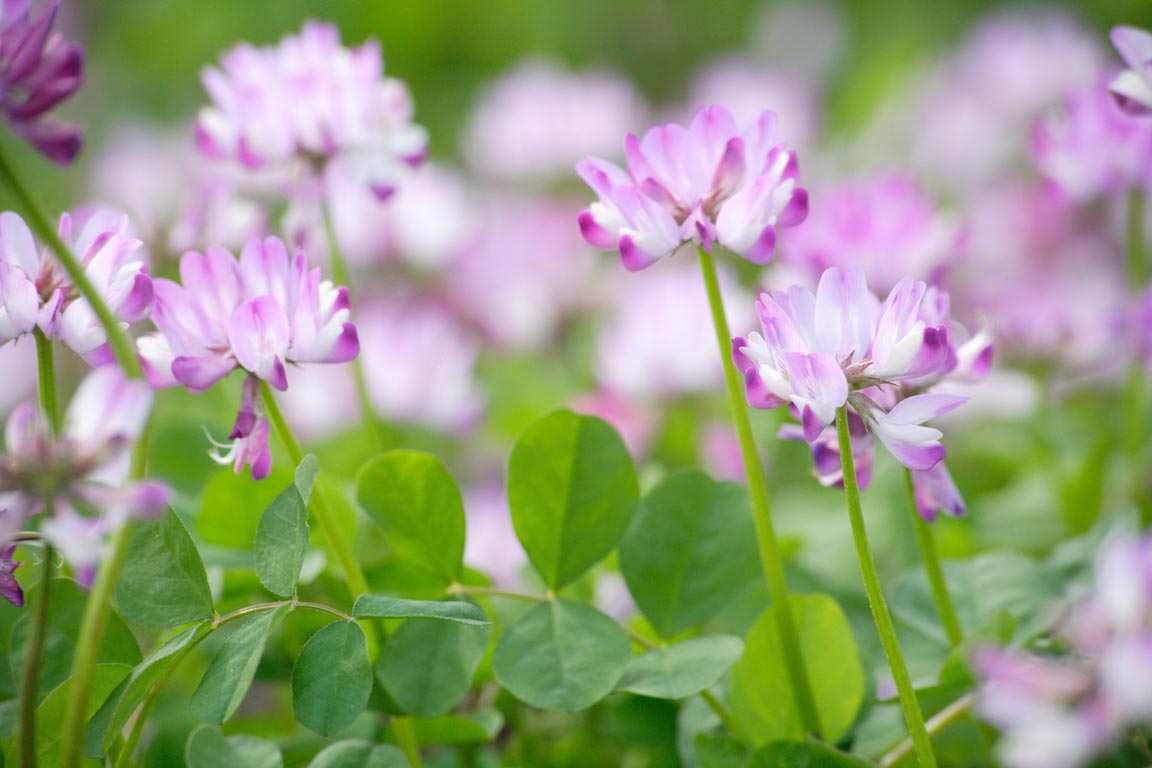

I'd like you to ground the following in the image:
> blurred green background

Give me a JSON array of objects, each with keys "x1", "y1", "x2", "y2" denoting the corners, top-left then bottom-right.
[{"x1": 62, "y1": 0, "x2": 1152, "y2": 163}]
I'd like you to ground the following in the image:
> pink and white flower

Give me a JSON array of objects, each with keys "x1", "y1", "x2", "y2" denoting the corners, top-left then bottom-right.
[
  {"x1": 1033, "y1": 80, "x2": 1152, "y2": 202},
  {"x1": 464, "y1": 59, "x2": 646, "y2": 182},
  {"x1": 733, "y1": 267, "x2": 977, "y2": 478},
  {"x1": 0, "y1": 209, "x2": 153, "y2": 364},
  {"x1": 577, "y1": 104, "x2": 808, "y2": 270},
  {"x1": 0, "y1": 367, "x2": 168, "y2": 584},
  {"x1": 780, "y1": 175, "x2": 961, "y2": 293},
  {"x1": 0, "y1": 0, "x2": 84, "y2": 163},
  {"x1": 196, "y1": 20, "x2": 427, "y2": 200},
  {"x1": 1110, "y1": 26, "x2": 1152, "y2": 117},
  {"x1": 139, "y1": 235, "x2": 358, "y2": 478}
]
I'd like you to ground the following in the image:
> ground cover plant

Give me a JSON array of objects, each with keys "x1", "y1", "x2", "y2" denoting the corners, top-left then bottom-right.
[{"x1": 2, "y1": 1, "x2": 1152, "y2": 766}]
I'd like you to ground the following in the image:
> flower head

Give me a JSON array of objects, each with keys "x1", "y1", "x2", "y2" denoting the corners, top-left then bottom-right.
[
  {"x1": 0, "y1": 544, "x2": 21, "y2": 606},
  {"x1": 139, "y1": 235, "x2": 358, "y2": 479},
  {"x1": 734, "y1": 268, "x2": 988, "y2": 506},
  {"x1": 0, "y1": 209, "x2": 153, "y2": 364},
  {"x1": 577, "y1": 104, "x2": 807, "y2": 270},
  {"x1": 196, "y1": 20, "x2": 427, "y2": 200},
  {"x1": 780, "y1": 175, "x2": 961, "y2": 293},
  {"x1": 0, "y1": 367, "x2": 168, "y2": 584},
  {"x1": 0, "y1": 0, "x2": 83, "y2": 163},
  {"x1": 1110, "y1": 26, "x2": 1152, "y2": 116},
  {"x1": 1033, "y1": 80, "x2": 1152, "y2": 202}
]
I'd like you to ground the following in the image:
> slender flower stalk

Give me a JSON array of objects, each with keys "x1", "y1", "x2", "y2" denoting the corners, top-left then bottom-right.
[
  {"x1": 904, "y1": 468, "x2": 963, "y2": 647},
  {"x1": 393, "y1": 717, "x2": 424, "y2": 768},
  {"x1": 836, "y1": 406, "x2": 936, "y2": 768},
  {"x1": 319, "y1": 197, "x2": 391, "y2": 449},
  {"x1": 0, "y1": 144, "x2": 143, "y2": 378},
  {"x1": 1127, "y1": 188, "x2": 1148, "y2": 290},
  {"x1": 32, "y1": 329, "x2": 57, "y2": 432},
  {"x1": 19, "y1": 543, "x2": 53, "y2": 768},
  {"x1": 60, "y1": 425, "x2": 155, "y2": 768},
  {"x1": 698, "y1": 245, "x2": 822, "y2": 735},
  {"x1": 260, "y1": 382, "x2": 368, "y2": 600}
]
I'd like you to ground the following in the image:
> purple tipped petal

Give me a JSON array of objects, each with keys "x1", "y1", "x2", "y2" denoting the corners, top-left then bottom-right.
[
  {"x1": 777, "y1": 186, "x2": 809, "y2": 228},
  {"x1": 172, "y1": 353, "x2": 237, "y2": 393},
  {"x1": 578, "y1": 210, "x2": 616, "y2": 249},
  {"x1": 743, "y1": 224, "x2": 777, "y2": 265},
  {"x1": 0, "y1": 546, "x2": 23, "y2": 608},
  {"x1": 618, "y1": 234, "x2": 660, "y2": 272}
]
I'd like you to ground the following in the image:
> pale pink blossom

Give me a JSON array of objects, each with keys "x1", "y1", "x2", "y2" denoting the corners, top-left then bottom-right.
[{"x1": 1110, "y1": 26, "x2": 1152, "y2": 116}]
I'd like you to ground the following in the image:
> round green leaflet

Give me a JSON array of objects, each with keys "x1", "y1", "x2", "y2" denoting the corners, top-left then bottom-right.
[
  {"x1": 508, "y1": 409, "x2": 639, "y2": 589},
  {"x1": 493, "y1": 598, "x2": 631, "y2": 712}
]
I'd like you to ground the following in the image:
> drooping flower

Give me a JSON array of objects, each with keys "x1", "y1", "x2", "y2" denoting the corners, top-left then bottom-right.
[
  {"x1": 1110, "y1": 26, "x2": 1152, "y2": 117},
  {"x1": 0, "y1": 367, "x2": 168, "y2": 585},
  {"x1": 196, "y1": 20, "x2": 427, "y2": 201},
  {"x1": 1033, "y1": 80, "x2": 1152, "y2": 202},
  {"x1": 577, "y1": 104, "x2": 808, "y2": 270},
  {"x1": 734, "y1": 268, "x2": 987, "y2": 506},
  {"x1": 0, "y1": 209, "x2": 153, "y2": 364},
  {"x1": 464, "y1": 59, "x2": 646, "y2": 182},
  {"x1": 0, "y1": 0, "x2": 84, "y2": 163},
  {"x1": 0, "y1": 544, "x2": 21, "y2": 606},
  {"x1": 976, "y1": 531, "x2": 1152, "y2": 768},
  {"x1": 138, "y1": 235, "x2": 358, "y2": 479},
  {"x1": 779, "y1": 175, "x2": 961, "y2": 293}
]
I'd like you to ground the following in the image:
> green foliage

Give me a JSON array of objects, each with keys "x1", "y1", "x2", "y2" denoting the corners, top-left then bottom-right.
[
  {"x1": 619, "y1": 470, "x2": 760, "y2": 637},
  {"x1": 116, "y1": 508, "x2": 214, "y2": 627},
  {"x1": 749, "y1": 740, "x2": 877, "y2": 767},
  {"x1": 356, "y1": 450, "x2": 466, "y2": 585},
  {"x1": 731, "y1": 594, "x2": 864, "y2": 745},
  {"x1": 508, "y1": 409, "x2": 639, "y2": 589},
  {"x1": 310, "y1": 740, "x2": 409, "y2": 767},
  {"x1": 376, "y1": 617, "x2": 492, "y2": 717},
  {"x1": 9, "y1": 578, "x2": 140, "y2": 698},
  {"x1": 493, "y1": 598, "x2": 631, "y2": 711},
  {"x1": 353, "y1": 595, "x2": 490, "y2": 625},
  {"x1": 616, "y1": 635, "x2": 743, "y2": 700},
  {"x1": 254, "y1": 455, "x2": 318, "y2": 597},
  {"x1": 86, "y1": 621, "x2": 212, "y2": 757},
  {"x1": 185, "y1": 724, "x2": 283, "y2": 768},
  {"x1": 5, "y1": 662, "x2": 130, "y2": 766},
  {"x1": 196, "y1": 464, "x2": 293, "y2": 549},
  {"x1": 190, "y1": 604, "x2": 290, "y2": 723},
  {"x1": 292, "y1": 621, "x2": 373, "y2": 735}
]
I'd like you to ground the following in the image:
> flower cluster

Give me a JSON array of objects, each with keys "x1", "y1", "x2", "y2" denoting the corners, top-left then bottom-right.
[
  {"x1": 0, "y1": 209, "x2": 153, "y2": 364},
  {"x1": 977, "y1": 531, "x2": 1152, "y2": 768},
  {"x1": 138, "y1": 235, "x2": 359, "y2": 479},
  {"x1": 196, "y1": 20, "x2": 428, "y2": 200},
  {"x1": 0, "y1": 367, "x2": 167, "y2": 594},
  {"x1": 733, "y1": 267, "x2": 991, "y2": 519},
  {"x1": 576, "y1": 104, "x2": 808, "y2": 270},
  {"x1": 779, "y1": 175, "x2": 961, "y2": 293},
  {"x1": 0, "y1": 0, "x2": 84, "y2": 163}
]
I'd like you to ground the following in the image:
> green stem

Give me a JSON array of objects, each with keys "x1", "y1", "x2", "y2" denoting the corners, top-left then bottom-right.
[
  {"x1": 880, "y1": 694, "x2": 973, "y2": 768},
  {"x1": 261, "y1": 382, "x2": 369, "y2": 601},
  {"x1": 393, "y1": 716, "x2": 423, "y2": 768},
  {"x1": 33, "y1": 328, "x2": 58, "y2": 432},
  {"x1": 19, "y1": 545, "x2": 54, "y2": 768},
  {"x1": 699, "y1": 689, "x2": 740, "y2": 736},
  {"x1": 903, "y1": 470, "x2": 963, "y2": 648},
  {"x1": 697, "y1": 246, "x2": 821, "y2": 736},
  {"x1": 1127, "y1": 187, "x2": 1148, "y2": 290},
  {"x1": 59, "y1": 430, "x2": 152, "y2": 768},
  {"x1": 320, "y1": 196, "x2": 391, "y2": 450},
  {"x1": 0, "y1": 142, "x2": 142, "y2": 379},
  {"x1": 836, "y1": 407, "x2": 936, "y2": 768}
]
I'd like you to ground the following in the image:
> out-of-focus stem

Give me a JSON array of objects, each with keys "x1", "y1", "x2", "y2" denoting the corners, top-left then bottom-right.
[
  {"x1": 880, "y1": 694, "x2": 973, "y2": 768},
  {"x1": 836, "y1": 406, "x2": 936, "y2": 768},
  {"x1": 697, "y1": 245, "x2": 822, "y2": 737},
  {"x1": 903, "y1": 470, "x2": 963, "y2": 647},
  {"x1": 393, "y1": 716, "x2": 423, "y2": 768},
  {"x1": 319, "y1": 197, "x2": 391, "y2": 450},
  {"x1": 19, "y1": 544, "x2": 54, "y2": 768},
  {"x1": 1127, "y1": 187, "x2": 1148, "y2": 290},
  {"x1": 0, "y1": 142, "x2": 142, "y2": 379},
  {"x1": 33, "y1": 329, "x2": 58, "y2": 431}
]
